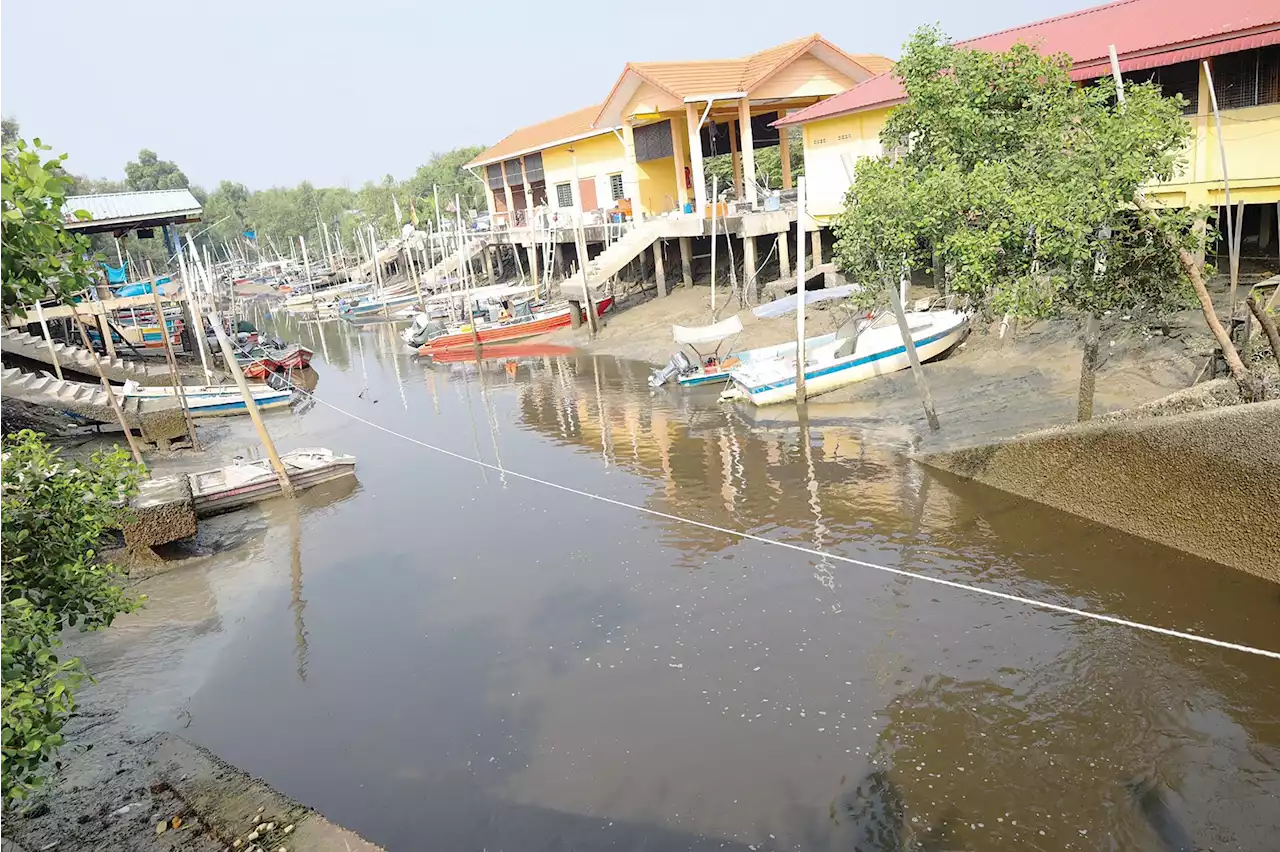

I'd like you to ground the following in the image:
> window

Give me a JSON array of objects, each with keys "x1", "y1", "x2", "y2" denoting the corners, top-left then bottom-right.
[
  {"x1": 485, "y1": 164, "x2": 503, "y2": 190},
  {"x1": 504, "y1": 159, "x2": 524, "y2": 187},
  {"x1": 523, "y1": 153, "x2": 544, "y2": 183},
  {"x1": 1125, "y1": 61, "x2": 1200, "y2": 114},
  {"x1": 609, "y1": 173, "x2": 625, "y2": 201},
  {"x1": 1211, "y1": 46, "x2": 1280, "y2": 110},
  {"x1": 555, "y1": 182, "x2": 573, "y2": 208}
]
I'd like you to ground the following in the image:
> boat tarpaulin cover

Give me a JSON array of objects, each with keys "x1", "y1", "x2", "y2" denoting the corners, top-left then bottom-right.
[
  {"x1": 752, "y1": 284, "x2": 860, "y2": 319},
  {"x1": 673, "y1": 315, "x2": 744, "y2": 346}
]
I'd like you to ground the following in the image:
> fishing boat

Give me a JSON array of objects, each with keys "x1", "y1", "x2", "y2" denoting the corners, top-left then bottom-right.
[
  {"x1": 338, "y1": 289, "x2": 421, "y2": 320},
  {"x1": 121, "y1": 381, "x2": 293, "y2": 416},
  {"x1": 233, "y1": 342, "x2": 312, "y2": 378},
  {"x1": 721, "y1": 308, "x2": 969, "y2": 406},
  {"x1": 408, "y1": 296, "x2": 613, "y2": 353},
  {"x1": 649, "y1": 286, "x2": 863, "y2": 389},
  {"x1": 189, "y1": 448, "x2": 356, "y2": 516}
]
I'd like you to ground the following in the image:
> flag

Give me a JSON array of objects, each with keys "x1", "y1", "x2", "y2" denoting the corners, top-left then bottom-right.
[
  {"x1": 392, "y1": 194, "x2": 403, "y2": 224},
  {"x1": 409, "y1": 197, "x2": 419, "y2": 228}
]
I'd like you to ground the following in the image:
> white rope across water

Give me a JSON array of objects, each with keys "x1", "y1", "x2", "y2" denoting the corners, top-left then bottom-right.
[{"x1": 253, "y1": 348, "x2": 1280, "y2": 662}]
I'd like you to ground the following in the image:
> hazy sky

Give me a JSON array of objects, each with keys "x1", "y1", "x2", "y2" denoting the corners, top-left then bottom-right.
[{"x1": 2, "y1": 0, "x2": 1086, "y2": 191}]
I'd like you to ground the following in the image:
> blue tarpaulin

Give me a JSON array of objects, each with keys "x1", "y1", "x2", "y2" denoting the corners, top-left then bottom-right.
[{"x1": 103, "y1": 262, "x2": 129, "y2": 284}]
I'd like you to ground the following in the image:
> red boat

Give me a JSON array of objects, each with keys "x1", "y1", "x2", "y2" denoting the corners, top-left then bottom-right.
[
  {"x1": 417, "y1": 297, "x2": 613, "y2": 355},
  {"x1": 426, "y1": 342, "x2": 576, "y2": 363},
  {"x1": 237, "y1": 344, "x2": 313, "y2": 379}
]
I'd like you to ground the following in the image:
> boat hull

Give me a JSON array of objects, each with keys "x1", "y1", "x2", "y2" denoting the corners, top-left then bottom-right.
[
  {"x1": 418, "y1": 297, "x2": 613, "y2": 354},
  {"x1": 726, "y1": 317, "x2": 968, "y2": 406},
  {"x1": 192, "y1": 463, "x2": 355, "y2": 516}
]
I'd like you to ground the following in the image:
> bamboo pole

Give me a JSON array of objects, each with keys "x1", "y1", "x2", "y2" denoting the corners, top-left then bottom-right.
[
  {"x1": 794, "y1": 177, "x2": 807, "y2": 401},
  {"x1": 569, "y1": 150, "x2": 597, "y2": 337},
  {"x1": 456, "y1": 195, "x2": 482, "y2": 349},
  {"x1": 1203, "y1": 60, "x2": 1240, "y2": 325},
  {"x1": 710, "y1": 174, "x2": 719, "y2": 316},
  {"x1": 34, "y1": 301, "x2": 63, "y2": 380},
  {"x1": 146, "y1": 261, "x2": 199, "y2": 449},
  {"x1": 889, "y1": 266, "x2": 941, "y2": 432},
  {"x1": 208, "y1": 313, "x2": 294, "y2": 497},
  {"x1": 71, "y1": 307, "x2": 143, "y2": 464}
]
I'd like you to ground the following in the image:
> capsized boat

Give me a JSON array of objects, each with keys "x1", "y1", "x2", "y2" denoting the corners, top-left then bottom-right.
[
  {"x1": 189, "y1": 448, "x2": 356, "y2": 516},
  {"x1": 721, "y1": 308, "x2": 969, "y2": 406}
]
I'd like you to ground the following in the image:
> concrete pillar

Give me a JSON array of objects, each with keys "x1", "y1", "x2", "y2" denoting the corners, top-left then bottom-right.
[
  {"x1": 483, "y1": 247, "x2": 495, "y2": 284},
  {"x1": 778, "y1": 227, "x2": 791, "y2": 280},
  {"x1": 743, "y1": 235, "x2": 757, "y2": 294},
  {"x1": 779, "y1": 122, "x2": 793, "y2": 190},
  {"x1": 654, "y1": 241, "x2": 667, "y2": 297},
  {"x1": 568, "y1": 301, "x2": 582, "y2": 329},
  {"x1": 502, "y1": 175, "x2": 515, "y2": 229},
  {"x1": 520, "y1": 156, "x2": 536, "y2": 231},
  {"x1": 738, "y1": 98, "x2": 757, "y2": 208},
  {"x1": 621, "y1": 120, "x2": 642, "y2": 218},
  {"x1": 97, "y1": 309, "x2": 116, "y2": 359},
  {"x1": 671, "y1": 115, "x2": 690, "y2": 211},
  {"x1": 730, "y1": 119, "x2": 743, "y2": 199},
  {"x1": 679, "y1": 237, "x2": 693, "y2": 286},
  {"x1": 685, "y1": 102, "x2": 708, "y2": 216},
  {"x1": 639, "y1": 244, "x2": 650, "y2": 282},
  {"x1": 811, "y1": 229, "x2": 823, "y2": 268},
  {"x1": 496, "y1": 245, "x2": 504, "y2": 277}
]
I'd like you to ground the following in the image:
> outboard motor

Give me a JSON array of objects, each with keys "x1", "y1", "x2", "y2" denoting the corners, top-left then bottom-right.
[{"x1": 649, "y1": 350, "x2": 694, "y2": 388}]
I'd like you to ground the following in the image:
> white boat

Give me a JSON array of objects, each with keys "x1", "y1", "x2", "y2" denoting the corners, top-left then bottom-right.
[
  {"x1": 721, "y1": 309, "x2": 969, "y2": 406},
  {"x1": 121, "y1": 380, "x2": 293, "y2": 417},
  {"x1": 649, "y1": 285, "x2": 862, "y2": 389},
  {"x1": 189, "y1": 448, "x2": 357, "y2": 516}
]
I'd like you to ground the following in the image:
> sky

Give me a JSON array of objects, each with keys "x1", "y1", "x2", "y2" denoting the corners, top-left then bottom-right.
[{"x1": 1, "y1": 0, "x2": 1089, "y2": 191}]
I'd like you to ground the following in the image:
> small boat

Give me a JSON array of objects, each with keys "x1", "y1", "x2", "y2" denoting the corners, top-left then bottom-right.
[
  {"x1": 410, "y1": 297, "x2": 613, "y2": 353},
  {"x1": 338, "y1": 290, "x2": 421, "y2": 320},
  {"x1": 189, "y1": 448, "x2": 356, "y2": 516},
  {"x1": 121, "y1": 380, "x2": 293, "y2": 416},
  {"x1": 721, "y1": 308, "x2": 969, "y2": 406},
  {"x1": 233, "y1": 342, "x2": 313, "y2": 378}
]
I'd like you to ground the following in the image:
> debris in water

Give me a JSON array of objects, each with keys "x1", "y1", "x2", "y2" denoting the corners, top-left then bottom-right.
[{"x1": 155, "y1": 822, "x2": 167, "y2": 835}]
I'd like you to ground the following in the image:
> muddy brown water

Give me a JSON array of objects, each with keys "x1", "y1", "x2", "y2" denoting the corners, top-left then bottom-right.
[{"x1": 64, "y1": 315, "x2": 1279, "y2": 851}]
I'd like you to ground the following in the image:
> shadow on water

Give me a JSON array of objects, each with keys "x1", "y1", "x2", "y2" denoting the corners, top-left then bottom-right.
[{"x1": 67, "y1": 319, "x2": 1280, "y2": 851}]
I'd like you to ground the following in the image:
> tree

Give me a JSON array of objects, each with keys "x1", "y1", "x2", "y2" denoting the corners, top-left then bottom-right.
[
  {"x1": 124, "y1": 148, "x2": 189, "y2": 192},
  {"x1": 833, "y1": 27, "x2": 1214, "y2": 420},
  {"x1": 1, "y1": 431, "x2": 145, "y2": 802},
  {"x1": 1, "y1": 117, "x2": 19, "y2": 147},
  {"x1": 1, "y1": 138, "x2": 101, "y2": 314},
  {"x1": 403, "y1": 146, "x2": 487, "y2": 226}
]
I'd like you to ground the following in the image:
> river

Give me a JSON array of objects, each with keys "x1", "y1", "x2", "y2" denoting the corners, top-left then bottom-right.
[{"x1": 67, "y1": 312, "x2": 1280, "y2": 851}]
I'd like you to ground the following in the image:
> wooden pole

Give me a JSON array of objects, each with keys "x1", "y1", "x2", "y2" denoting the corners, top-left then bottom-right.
[
  {"x1": 794, "y1": 176, "x2": 807, "y2": 401},
  {"x1": 146, "y1": 261, "x2": 199, "y2": 448},
  {"x1": 1203, "y1": 60, "x2": 1240, "y2": 324},
  {"x1": 34, "y1": 301, "x2": 63, "y2": 381},
  {"x1": 889, "y1": 268, "x2": 941, "y2": 432},
  {"x1": 569, "y1": 150, "x2": 597, "y2": 337},
  {"x1": 456, "y1": 195, "x2": 482, "y2": 349},
  {"x1": 208, "y1": 313, "x2": 294, "y2": 497},
  {"x1": 72, "y1": 308, "x2": 143, "y2": 464},
  {"x1": 710, "y1": 173, "x2": 719, "y2": 316}
]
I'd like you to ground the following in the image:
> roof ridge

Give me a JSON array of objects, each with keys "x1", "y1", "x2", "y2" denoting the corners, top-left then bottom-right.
[{"x1": 957, "y1": 0, "x2": 1145, "y2": 46}]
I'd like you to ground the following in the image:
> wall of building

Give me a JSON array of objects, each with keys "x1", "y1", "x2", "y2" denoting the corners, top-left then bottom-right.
[
  {"x1": 636, "y1": 156, "x2": 680, "y2": 214},
  {"x1": 800, "y1": 108, "x2": 890, "y2": 219},
  {"x1": 1156, "y1": 101, "x2": 1280, "y2": 207},
  {"x1": 542, "y1": 133, "x2": 627, "y2": 212},
  {"x1": 751, "y1": 54, "x2": 856, "y2": 100}
]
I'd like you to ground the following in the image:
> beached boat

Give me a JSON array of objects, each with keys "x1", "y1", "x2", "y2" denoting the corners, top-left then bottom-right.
[
  {"x1": 189, "y1": 448, "x2": 356, "y2": 516},
  {"x1": 121, "y1": 381, "x2": 293, "y2": 416},
  {"x1": 721, "y1": 309, "x2": 969, "y2": 406},
  {"x1": 409, "y1": 297, "x2": 613, "y2": 353}
]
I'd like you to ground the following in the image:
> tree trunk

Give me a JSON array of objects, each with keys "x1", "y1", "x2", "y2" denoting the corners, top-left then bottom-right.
[
  {"x1": 1247, "y1": 295, "x2": 1280, "y2": 373},
  {"x1": 1077, "y1": 313, "x2": 1101, "y2": 421},
  {"x1": 1177, "y1": 245, "x2": 1256, "y2": 397},
  {"x1": 889, "y1": 283, "x2": 941, "y2": 432}
]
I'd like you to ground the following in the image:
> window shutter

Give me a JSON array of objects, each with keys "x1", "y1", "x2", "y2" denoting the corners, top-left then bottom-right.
[
  {"x1": 486, "y1": 164, "x2": 503, "y2": 190},
  {"x1": 634, "y1": 120, "x2": 674, "y2": 163}
]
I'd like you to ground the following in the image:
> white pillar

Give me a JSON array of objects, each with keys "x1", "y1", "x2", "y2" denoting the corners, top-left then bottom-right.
[
  {"x1": 621, "y1": 120, "x2": 642, "y2": 218},
  {"x1": 685, "y1": 102, "x2": 708, "y2": 216},
  {"x1": 738, "y1": 98, "x2": 757, "y2": 209}
]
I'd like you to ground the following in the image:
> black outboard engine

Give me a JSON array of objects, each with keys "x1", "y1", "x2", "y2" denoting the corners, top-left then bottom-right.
[{"x1": 649, "y1": 350, "x2": 694, "y2": 388}]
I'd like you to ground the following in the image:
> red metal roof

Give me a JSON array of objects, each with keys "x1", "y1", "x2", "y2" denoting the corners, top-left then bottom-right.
[{"x1": 778, "y1": 0, "x2": 1280, "y2": 126}]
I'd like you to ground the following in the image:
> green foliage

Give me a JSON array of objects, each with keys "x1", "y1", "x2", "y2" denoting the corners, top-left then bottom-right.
[
  {"x1": 0, "y1": 138, "x2": 101, "y2": 315},
  {"x1": 1, "y1": 431, "x2": 145, "y2": 803},
  {"x1": 833, "y1": 26, "x2": 1203, "y2": 321},
  {"x1": 1, "y1": 117, "x2": 19, "y2": 147},
  {"x1": 704, "y1": 127, "x2": 803, "y2": 197},
  {"x1": 403, "y1": 146, "x2": 488, "y2": 226},
  {"x1": 124, "y1": 148, "x2": 190, "y2": 192}
]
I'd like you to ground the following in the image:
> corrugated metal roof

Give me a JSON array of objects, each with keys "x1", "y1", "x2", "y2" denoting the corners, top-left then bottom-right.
[
  {"x1": 63, "y1": 188, "x2": 202, "y2": 228},
  {"x1": 778, "y1": 0, "x2": 1280, "y2": 125}
]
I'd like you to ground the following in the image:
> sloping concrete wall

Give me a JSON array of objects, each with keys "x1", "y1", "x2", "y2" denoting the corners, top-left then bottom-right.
[{"x1": 919, "y1": 400, "x2": 1280, "y2": 581}]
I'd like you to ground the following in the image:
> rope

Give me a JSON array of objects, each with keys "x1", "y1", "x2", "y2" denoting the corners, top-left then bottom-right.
[{"x1": 252, "y1": 357, "x2": 1280, "y2": 663}]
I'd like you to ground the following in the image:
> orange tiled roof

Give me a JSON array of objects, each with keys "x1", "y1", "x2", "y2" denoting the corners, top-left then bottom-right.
[{"x1": 466, "y1": 104, "x2": 614, "y2": 168}]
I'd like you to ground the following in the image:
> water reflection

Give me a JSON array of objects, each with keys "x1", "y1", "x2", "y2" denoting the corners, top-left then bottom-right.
[{"x1": 75, "y1": 320, "x2": 1280, "y2": 852}]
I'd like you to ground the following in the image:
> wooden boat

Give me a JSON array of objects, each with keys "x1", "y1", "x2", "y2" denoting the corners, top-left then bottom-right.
[
  {"x1": 338, "y1": 289, "x2": 421, "y2": 320},
  {"x1": 721, "y1": 309, "x2": 969, "y2": 406},
  {"x1": 234, "y1": 343, "x2": 312, "y2": 378},
  {"x1": 121, "y1": 381, "x2": 293, "y2": 416},
  {"x1": 425, "y1": 342, "x2": 576, "y2": 363},
  {"x1": 412, "y1": 297, "x2": 613, "y2": 354},
  {"x1": 189, "y1": 448, "x2": 356, "y2": 516}
]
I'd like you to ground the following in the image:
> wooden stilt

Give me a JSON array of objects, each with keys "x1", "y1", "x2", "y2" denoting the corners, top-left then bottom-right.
[
  {"x1": 653, "y1": 241, "x2": 667, "y2": 297},
  {"x1": 795, "y1": 178, "x2": 807, "y2": 402},
  {"x1": 72, "y1": 308, "x2": 143, "y2": 465},
  {"x1": 778, "y1": 229, "x2": 790, "y2": 281},
  {"x1": 34, "y1": 301, "x2": 63, "y2": 381},
  {"x1": 891, "y1": 265, "x2": 941, "y2": 432},
  {"x1": 680, "y1": 237, "x2": 693, "y2": 287},
  {"x1": 146, "y1": 261, "x2": 199, "y2": 449}
]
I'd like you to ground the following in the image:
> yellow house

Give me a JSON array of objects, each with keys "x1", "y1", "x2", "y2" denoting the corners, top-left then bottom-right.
[
  {"x1": 593, "y1": 34, "x2": 891, "y2": 219},
  {"x1": 781, "y1": 0, "x2": 1280, "y2": 252},
  {"x1": 465, "y1": 105, "x2": 627, "y2": 227}
]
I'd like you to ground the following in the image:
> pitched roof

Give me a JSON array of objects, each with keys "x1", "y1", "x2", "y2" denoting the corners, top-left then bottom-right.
[
  {"x1": 778, "y1": 0, "x2": 1280, "y2": 126},
  {"x1": 62, "y1": 189, "x2": 202, "y2": 233},
  {"x1": 466, "y1": 104, "x2": 617, "y2": 168}
]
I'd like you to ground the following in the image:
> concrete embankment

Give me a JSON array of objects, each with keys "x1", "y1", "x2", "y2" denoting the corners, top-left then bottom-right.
[{"x1": 919, "y1": 398, "x2": 1280, "y2": 581}]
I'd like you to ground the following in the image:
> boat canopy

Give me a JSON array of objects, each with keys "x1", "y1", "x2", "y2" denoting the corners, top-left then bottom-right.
[
  {"x1": 752, "y1": 284, "x2": 860, "y2": 319},
  {"x1": 672, "y1": 315, "x2": 744, "y2": 346},
  {"x1": 427, "y1": 283, "x2": 537, "y2": 304}
]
